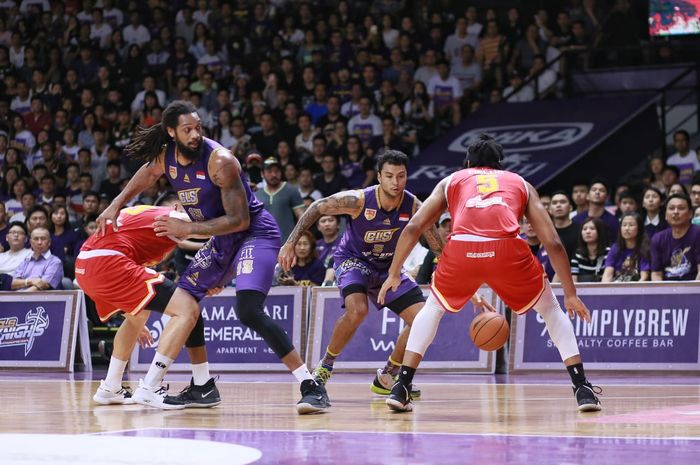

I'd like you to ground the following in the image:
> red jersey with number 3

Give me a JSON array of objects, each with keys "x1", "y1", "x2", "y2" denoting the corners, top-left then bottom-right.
[
  {"x1": 446, "y1": 168, "x2": 529, "y2": 238},
  {"x1": 81, "y1": 205, "x2": 177, "y2": 266}
]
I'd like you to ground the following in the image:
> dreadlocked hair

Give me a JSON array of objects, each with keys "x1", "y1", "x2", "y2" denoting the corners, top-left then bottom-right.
[
  {"x1": 463, "y1": 133, "x2": 504, "y2": 170},
  {"x1": 125, "y1": 100, "x2": 198, "y2": 163}
]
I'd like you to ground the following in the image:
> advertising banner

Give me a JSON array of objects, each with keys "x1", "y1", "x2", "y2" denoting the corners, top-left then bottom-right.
[
  {"x1": 307, "y1": 286, "x2": 495, "y2": 372},
  {"x1": 0, "y1": 291, "x2": 89, "y2": 371},
  {"x1": 130, "y1": 287, "x2": 307, "y2": 371},
  {"x1": 407, "y1": 95, "x2": 658, "y2": 196},
  {"x1": 510, "y1": 283, "x2": 700, "y2": 371}
]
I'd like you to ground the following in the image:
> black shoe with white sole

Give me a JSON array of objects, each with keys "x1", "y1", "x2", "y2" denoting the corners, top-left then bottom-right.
[
  {"x1": 574, "y1": 382, "x2": 602, "y2": 412},
  {"x1": 167, "y1": 377, "x2": 222, "y2": 408},
  {"x1": 297, "y1": 379, "x2": 330, "y2": 414},
  {"x1": 386, "y1": 382, "x2": 413, "y2": 412}
]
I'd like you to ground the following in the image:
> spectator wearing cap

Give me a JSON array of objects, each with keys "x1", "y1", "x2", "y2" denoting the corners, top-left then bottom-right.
[
  {"x1": 11, "y1": 226, "x2": 63, "y2": 291},
  {"x1": 572, "y1": 179, "x2": 619, "y2": 241},
  {"x1": 255, "y1": 157, "x2": 305, "y2": 243},
  {"x1": 666, "y1": 130, "x2": 700, "y2": 188},
  {"x1": 417, "y1": 212, "x2": 452, "y2": 284}
]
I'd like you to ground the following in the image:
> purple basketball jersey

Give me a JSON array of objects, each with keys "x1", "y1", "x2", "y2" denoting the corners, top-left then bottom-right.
[{"x1": 335, "y1": 186, "x2": 417, "y2": 271}]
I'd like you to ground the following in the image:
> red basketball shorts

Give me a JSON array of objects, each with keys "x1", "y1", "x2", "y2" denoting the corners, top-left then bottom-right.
[
  {"x1": 75, "y1": 250, "x2": 165, "y2": 322},
  {"x1": 431, "y1": 236, "x2": 546, "y2": 314}
]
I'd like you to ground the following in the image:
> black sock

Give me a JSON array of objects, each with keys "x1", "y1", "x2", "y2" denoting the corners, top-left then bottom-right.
[
  {"x1": 398, "y1": 366, "x2": 416, "y2": 386},
  {"x1": 567, "y1": 363, "x2": 586, "y2": 387}
]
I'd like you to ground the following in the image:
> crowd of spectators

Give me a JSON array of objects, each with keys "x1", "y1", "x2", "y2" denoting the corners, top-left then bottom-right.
[{"x1": 0, "y1": 0, "x2": 697, "y2": 305}]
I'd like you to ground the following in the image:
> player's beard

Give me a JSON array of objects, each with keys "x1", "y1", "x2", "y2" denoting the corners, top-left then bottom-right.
[{"x1": 176, "y1": 138, "x2": 203, "y2": 161}]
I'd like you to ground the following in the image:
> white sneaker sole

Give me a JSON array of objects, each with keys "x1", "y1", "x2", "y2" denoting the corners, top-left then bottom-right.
[
  {"x1": 183, "y1": 400, "x2": 222, "y2": 409},
  {"x1": 386, "y1": 398, "x2": 413, "y2": 412},
  {"x1": 578, "y1": 403, "x2": 602, "y2": 412},
  {"x1": 93, "y1": 394, "x2": 135, "y2": 405},
  {"x1": 132, "y1": 389, "x2": 185, "y2": 410},
  {"x1": 296, "y1": 402, "x2": 327, "y2": 415}
]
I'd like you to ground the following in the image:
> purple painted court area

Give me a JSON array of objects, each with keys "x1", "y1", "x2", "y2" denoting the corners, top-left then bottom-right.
[{"x1": 106, "y1": 429, "x2": 700, "y2": 465}]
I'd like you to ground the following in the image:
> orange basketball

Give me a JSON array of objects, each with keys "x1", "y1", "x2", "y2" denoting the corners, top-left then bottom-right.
[{"x1": 469, "y1": 312, "x2": 509, "y2": 351}]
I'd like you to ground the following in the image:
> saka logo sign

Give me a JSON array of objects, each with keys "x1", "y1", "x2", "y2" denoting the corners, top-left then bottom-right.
[
  {"x1": 447, "y1": 123, "x2": 594, "y2": 153},
  {"x1": 0, "y1": 307, "x2": 50, "y2": 356}
]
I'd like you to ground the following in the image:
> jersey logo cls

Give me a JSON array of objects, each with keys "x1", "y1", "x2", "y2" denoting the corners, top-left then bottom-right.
[
  {"x1": 364, "y1": 228, "x2": 399, "y2": 243},
  {"x1": 178, "y1": 188, "x2": 201, "y2": 206}
]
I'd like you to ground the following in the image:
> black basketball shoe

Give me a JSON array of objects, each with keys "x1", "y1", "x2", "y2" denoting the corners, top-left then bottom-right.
[
  {"x1": 574, "y1": 382, "x2": 602, "y2": 412},
  {"x1": 167, "y1": 376, "x2": 222, "y2": 408},
  {"x1": 386, "y1": 381, "x2": 413, "y2": 412},
  {"x1": 296, "y1": 379, "x2": 330, "y2": 415}
]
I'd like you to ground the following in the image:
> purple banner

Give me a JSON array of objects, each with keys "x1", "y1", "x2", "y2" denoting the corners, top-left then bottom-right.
[
  {"x1": 407, "y1": 95, "x2": 658, "y2": 195},
  {"x1": 511, "y1": 284, "x2": 700, "y2": 371},
  {"x1": 308, "y1": 287, "x2": 493, "y2": 371},
  {"x1": 131, "y1": 288, "x2": 304, "y2": 371},
  {"x1": 0, "y1": 292, "x2": 79, "y2": 369}
]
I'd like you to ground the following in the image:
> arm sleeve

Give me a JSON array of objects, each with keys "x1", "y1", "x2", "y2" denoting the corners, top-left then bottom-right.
[{"x1": 415, "y1": 251, "x2": 436, "y2": 285}]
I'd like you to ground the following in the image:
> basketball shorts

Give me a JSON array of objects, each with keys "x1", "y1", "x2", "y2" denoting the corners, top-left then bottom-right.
[
  {"x1": 335, "y1": 257, "x2": 424, "y2": 314},
  {"x1": 75, "y1": 250, "x2": 168, "y2": 322},
  {"x1": 178, "y1": 210, "x2": 282, "y2": 301},
  {"x1": 431, "y1": 236, "x2": 546, "y2": 314}
]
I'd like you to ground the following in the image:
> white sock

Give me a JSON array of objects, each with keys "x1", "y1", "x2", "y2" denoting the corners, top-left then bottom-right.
[
  {"x1": 191, "y1": 362, "x2": 211, "y2": 385},
  {"x1": 292, "y1": 364, "x2": 314, "y2": 383},
  {"x1": 143, "y1": 352, "x2": 173, "y2": 388},
  {"x1": 406, "y1": 293, "x2": 445, "y2": 356},
  {"x1": 104, "y1": 357, "x2": 128, "y2": 391}
]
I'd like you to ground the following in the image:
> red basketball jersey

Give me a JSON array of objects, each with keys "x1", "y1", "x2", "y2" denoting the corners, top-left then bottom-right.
[
  {"x1": 80, "y1": 205, "x2": 178, "y2": 266},
  {"x1": 446, "y1": 168, "x2": 529, "y2": 238}
]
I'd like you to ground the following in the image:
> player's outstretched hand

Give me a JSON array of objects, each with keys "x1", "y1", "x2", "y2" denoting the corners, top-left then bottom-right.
[
  {"x1": 96, "y1": 203, "x2": 121, "y2": 236},
  {"x1": 471, "y1": 294, "x2": 497, "y2": 313},
  {"x1": 137, "y1": 326, "x2": 154, "y2": 349},
  {"x1": 153, "y1": 215, "x2": 190, "y2": 240},
  {"x1": 564, "y1": 295, "x2": 591, "y2": 323},
  {"x1": 278, "y1": 243, "x2": 297, "y2": 272},
  {"x1": 378, "y1": 273, "x2": 401, "y2": 306}
]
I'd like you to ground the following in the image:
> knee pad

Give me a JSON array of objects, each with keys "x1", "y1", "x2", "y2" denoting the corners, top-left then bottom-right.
[
  {"x1": 185, "y1": 314, "x2": 206, "y2": 348},
  {"x1": 236, "y1": 290, "x2": 268, "y2": 329}
]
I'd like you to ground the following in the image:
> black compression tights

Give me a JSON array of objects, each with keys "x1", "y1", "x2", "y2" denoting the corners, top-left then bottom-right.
[{"x1": 236, "y1": 290, "x2": 294, "y2": 358}]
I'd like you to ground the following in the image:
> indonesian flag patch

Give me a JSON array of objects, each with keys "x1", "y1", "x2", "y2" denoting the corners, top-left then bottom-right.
[
  {"x1": 196, "y1": 171, "x2": 206, "y2": 180},
  {"x1": 399, "y1": 213, "x2": 409, "y2": 222}
]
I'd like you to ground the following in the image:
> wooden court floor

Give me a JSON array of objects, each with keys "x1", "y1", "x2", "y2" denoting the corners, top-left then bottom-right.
[{"x1": 1, "y1": 373, "x2": 700, "y2": 464}]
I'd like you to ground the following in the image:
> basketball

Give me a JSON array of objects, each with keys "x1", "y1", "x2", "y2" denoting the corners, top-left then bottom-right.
[{"x1": 469, "y1": 312, "x2": 510, "y2": 351}]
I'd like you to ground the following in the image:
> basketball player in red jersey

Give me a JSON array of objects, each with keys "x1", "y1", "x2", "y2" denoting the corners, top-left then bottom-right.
[
  {"x1": 76, "y1": 195, "x2": 218, "y2": 409},
  {"x1": 378, "y1": 134, "x2": 602, "y2": 413}
]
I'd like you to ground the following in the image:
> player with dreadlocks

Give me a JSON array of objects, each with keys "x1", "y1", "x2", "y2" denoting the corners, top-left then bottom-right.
[
  {"x1": 378, "y1": 134, "x2": 602, "y2": 413},
  {"x1": 97, "y1": 100, "x2": 329, "y2": 414}
]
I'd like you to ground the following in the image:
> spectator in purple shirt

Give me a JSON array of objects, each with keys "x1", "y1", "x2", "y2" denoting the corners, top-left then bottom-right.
[
  {"x1": 651, "y1": 194, "x2": 700, "y2": 281},
  {"x1": 602, "y1": 213, "x2": 650, "y2": 282},
  {"x1": 572, "y1": 178, "x2": 619, "y2": 241},
  {"x1": 11, "y1": 226, "x2": 64, "y2": 290}
]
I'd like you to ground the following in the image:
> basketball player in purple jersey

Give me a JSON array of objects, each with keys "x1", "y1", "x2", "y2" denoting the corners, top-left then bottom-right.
[
  {"x1": 98, "y1": 101, "x2": 329, "y2": 414},
  {"x1": 279, "y1": 151, "x2": 444, "y2": 402}
]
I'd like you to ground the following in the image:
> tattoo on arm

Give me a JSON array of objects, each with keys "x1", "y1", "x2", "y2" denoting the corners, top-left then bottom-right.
[
  {"x1": 285, "y1": 191, "x2": 364, "y2": 245},
  {"x1": 422, "y1": 226, "x2": 444, "y2": 256}
]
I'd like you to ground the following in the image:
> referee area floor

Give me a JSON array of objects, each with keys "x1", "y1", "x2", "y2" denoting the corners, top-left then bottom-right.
[{"x1": 1, "y1": 372, "x2": 699, "y2": 464}]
